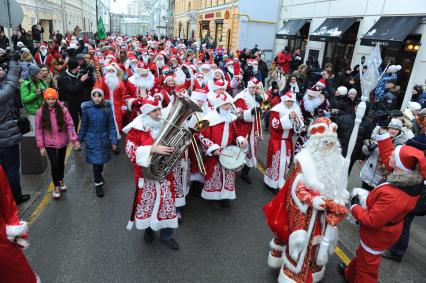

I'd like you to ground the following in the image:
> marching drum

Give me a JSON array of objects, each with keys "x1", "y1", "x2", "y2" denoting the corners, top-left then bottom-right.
[{"x1": 219, "y1": 145, "x2": 246, "y2": 172}]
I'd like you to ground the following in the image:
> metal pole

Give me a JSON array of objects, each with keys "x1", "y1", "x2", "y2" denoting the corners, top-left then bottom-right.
[{"x1": 5, "y1": 0, "x2": 13, "y2": 47}]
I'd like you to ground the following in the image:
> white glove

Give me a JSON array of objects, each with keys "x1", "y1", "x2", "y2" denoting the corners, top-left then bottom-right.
[{"x1": 312, "y1": 196, "x2": 326, "y2": 211}]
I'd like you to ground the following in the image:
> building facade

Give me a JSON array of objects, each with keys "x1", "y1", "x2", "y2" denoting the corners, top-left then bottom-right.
[
  {"x1": 16, "y1": 0, "x2": 111, "y2": 37},
  {"x1": 274, "y1": 0, "x2": 426, "y2": 107},
  {"x1": 150, "y1": 0, "x2": 169, "y2": 35},
  {"x1": 172, "y1": 0, "x2": 280, "y2": 58},
  {"x1": 128, "y1": 0, "x2": 152, "y2": 17},
  {"x1": 110, "y1": 13, "x2": 150, "y2": 35}
]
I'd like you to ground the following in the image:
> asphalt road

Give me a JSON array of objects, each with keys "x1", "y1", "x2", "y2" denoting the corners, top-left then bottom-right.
[{"x1": 23, "y1": 145, "x2": 347, "y2": 283}]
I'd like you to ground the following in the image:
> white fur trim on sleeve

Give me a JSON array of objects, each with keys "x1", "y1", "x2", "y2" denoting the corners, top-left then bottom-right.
[
  {"x1": 135, "y1": 145, "x2": 152, "y2": 167},
  {"x1": 6, "y1": 221, "x2": 28, "y2": 237},
  {"x1": 375, "y1": 132, "x2": 390, "y2": 141},
  {"x1": 312, "y1": 196, "x2": 326, "y2": 210},
  {"x1": 280, "y1": 115, "x2": 293, "y2": 130},
  {"x1": 351, "y1": 188, "x2": 370, "y2": 209},
  {"x1": 288, "y1": 229, "x2": 308, "y2": 262},
  {"x1": 127, "y1": 98, "x2": 136, "y2": 111},
  {"x1": 243, "y1": 109, "x2": 255, "y2": 122},
  {"x1": 206, "y1": 144, "x2": 220, "y2": 156}
]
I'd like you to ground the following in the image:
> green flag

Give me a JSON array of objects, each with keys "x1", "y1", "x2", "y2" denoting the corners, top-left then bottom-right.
[{"x1": 97, "y1": 16, "x2": 106, "y2": 40}]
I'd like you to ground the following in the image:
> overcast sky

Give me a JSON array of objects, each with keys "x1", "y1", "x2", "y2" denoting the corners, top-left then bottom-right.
[{"x1": 110, "y1": 0, "x2": 130, "y2": 14}]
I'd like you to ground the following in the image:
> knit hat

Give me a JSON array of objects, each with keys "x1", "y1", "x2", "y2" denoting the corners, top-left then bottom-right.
[
  {"x1": 91, "y1": 88, "x2": 104, "y2": 97},
  {"x1": 75, "y1": 53, "x2": 84, "y2": 60},
  {"x1": 393, "y1": 145, "x2": 426, "y2": 177},
  {"x1": 348, "y1": 88, "x2": 357, "y2": 95},
  {"x1": 388, "y1": 65, "x2": 402, "y2": 74},
  {"x1": 28, "y1": 64, "x2": 41, "y2": 77},
  {"x1": 336, "y1": 86, "x2": 348, "y2": 96},
  {"x1": 407, "y1": 101, "x2": 421, "y2": 112},
  {"x1": 20, "y1": 48, "x2": 30, "y2": 54},
  {"x1": 68, "y1": 59, "x2": 80, "y2": 70},
  {"x1": 43, "y1": 88, "x2": 59, "y2": 100},
  {"x1": 388, "y1": 118, "x2": 403, "y2": 130},
  {"x1": 140, "y1": 96, "x2": 161, "y2": 116}
]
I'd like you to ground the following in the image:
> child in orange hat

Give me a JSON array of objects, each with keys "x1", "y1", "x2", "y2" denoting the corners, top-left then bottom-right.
[{"x1": 35, "y1": 88, "x2": 80, "y2": 199}]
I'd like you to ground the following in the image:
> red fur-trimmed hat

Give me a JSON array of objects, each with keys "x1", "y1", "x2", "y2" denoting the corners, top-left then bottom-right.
[
  {"x1": 140, "y1": 96, "x2": 161, "y2": 116},
  {"x1": 394, "y1": 145, "x2": 426, "y2": 177}
]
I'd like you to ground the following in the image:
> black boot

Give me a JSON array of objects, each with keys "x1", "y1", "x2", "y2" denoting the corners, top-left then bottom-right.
[
  {"x1": 160, "y1": 238, "x2": 180, "y2": 250},
  {"x1": 337, "y1": 262, "x2": 348, "y2": 282},
  {"x1": 95, "y1": 183, "x2": 104, "y2": 198},
  {"x1": 382, "y1": 250, "x2": 402, "y2": 262},
  {"x1": 220, "y1": 199, "x2": 231, "y2": 208},
  {"x1": 240, "y1": 165, "x2": 252, "y2": 184},
  {"x1": 144, "y1": 228, "x2": 154, "y2": 244}
]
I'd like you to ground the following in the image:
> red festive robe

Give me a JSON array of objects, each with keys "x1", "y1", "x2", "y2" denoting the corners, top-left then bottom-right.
[
  {"x1": 94, "y1": 78, "x2": 127, "y2": 139},
  {"x1": 264, "y1": 150, "x2": 348, "y2": 283},
  {"x1": 123, "y1": 116, "x2": 178, "y2": 231},
  {"x1": 0, "y1": 166, "x2": 37, "y2": 283},
  {"x1": 264, "y1": 103, "x2": 300, "y2": 189},
  {"x1": 160, "y1": 79, "x2": 191, "y2": 107},
  {"x1": 196, "y1": 111, "x2": 244, "y2": 200},
  {"x1": 233, "y1": 89, "x2": 260, "y2": 168}
]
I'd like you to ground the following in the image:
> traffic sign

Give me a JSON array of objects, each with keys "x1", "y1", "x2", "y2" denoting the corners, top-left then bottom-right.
[{"x1": 0, "y1": 0, "x2": 24, "y2": 28}]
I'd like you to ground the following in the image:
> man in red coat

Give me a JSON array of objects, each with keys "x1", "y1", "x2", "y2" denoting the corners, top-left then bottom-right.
[
  {"x1": 196, "y1": 93, "x2": 247, "y2": 207},
  {"x1": 340, "y1": 130, "x2": 424, "y2": 283},
  {"x1": 94, "y1": 63, "x2": 127, "y2": 141},
  {"x1": 276, "y1": 47, "x2": 292, "y2": 74},
  {"x1": 34, "y1": 43, "x2": 53, "y2": 71},
  {"x1": 264, "y1": 91, "x2": 303, "y2": 191},
  {"x1": 233, "y1": 77, "x2": 263, "y2": 184},
  {"x1": 160, "y1": 65, "x2": 192, "y2": 107},
  {"x1": 0, "y1": 165, "x2": 38, "y2": 283},
  {"x1": 122, "y1": 97, "x2": 180, "y2": 250}
]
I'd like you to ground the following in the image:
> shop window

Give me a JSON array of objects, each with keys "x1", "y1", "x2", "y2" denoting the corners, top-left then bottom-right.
[
  {"x1": 322, "y1": 22, "x2": 360, "y2": 72},
  {"x1": 287, "y1": 22, "x2": 310, "y2": 55},
  {"x1": 382, "y1": 34, "x2": 422, "y2": 108},
  {"x1": 215, "y1": 22, "x2": 223, "y2": 44}
]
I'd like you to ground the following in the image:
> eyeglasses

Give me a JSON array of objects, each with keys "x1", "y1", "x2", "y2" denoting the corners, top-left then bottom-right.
[{"x1": 92, "y1": 92, "x2": 103, "y2": 98}]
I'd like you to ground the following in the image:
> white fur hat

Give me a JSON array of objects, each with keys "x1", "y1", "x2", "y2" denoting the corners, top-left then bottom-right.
[
  {"x1": 213, "y1": 93, "x2": 233, "y2": 109},
  {"x1": 140, "y1": 97, "x2": 161, "y2": 116},
  {"x1": 348, "y1": 88, "x2": 357, "y2": 95},
  {"x1": 191, "y1": 89, "x2": 208, "y2": 102},
  {"x1": 388, "y1": 65, "x2": 402, "y2": 74},
  {"x1": 336, "y1": 86, "x2": 348, "y2": 96},
  {"x1": 407, "y1": 101, "x2": 421, "y2": 112}
]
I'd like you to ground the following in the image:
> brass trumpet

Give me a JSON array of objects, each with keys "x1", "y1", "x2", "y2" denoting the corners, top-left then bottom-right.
[
  {"x1": 260, "y1": 100, "x2": 272, "y2": 111},
  {"x1": 191, "y1": 112, "x2": 209, "y2": 176}
]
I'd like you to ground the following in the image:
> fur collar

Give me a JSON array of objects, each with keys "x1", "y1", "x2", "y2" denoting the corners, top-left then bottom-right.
[{"x1": 387, "y1": 171, "x2": 424, "y2": 196}]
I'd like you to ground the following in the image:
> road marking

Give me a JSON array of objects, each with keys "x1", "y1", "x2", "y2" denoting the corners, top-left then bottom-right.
[
  {"x1": 27, "y1": 146, "x2": 73, "y2": 225},
  {"x1": 256, "y1": 161, "x2": 352, "y2": 265}
]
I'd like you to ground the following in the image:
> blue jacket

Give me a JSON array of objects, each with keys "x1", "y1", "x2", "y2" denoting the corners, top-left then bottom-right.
[
  {"x1": 411, "y1": 92, "x2": 426, "y2": 107},
  {"x1": 78, "y1": 101, "x2": 117, "y2": 165}
]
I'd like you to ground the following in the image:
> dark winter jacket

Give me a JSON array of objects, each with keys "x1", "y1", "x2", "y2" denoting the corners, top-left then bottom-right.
[
  {"x1": 78, "y1": 101, "x2": 117, "y2": 165},
  {"x1": 331, "y1": 95, "x2": 354, "y2": 115},
  {"x1": 57, "y1": 70, "x2": 85, "y2": 105},
  {"x1": 411, "y1": 92, "x2": 426, "y2": 108},
  {"x1": 0, "y1": 35, "x2": 9, "y2": 50},
  {"x1": 335, "y1": 104, "x2": 376, "y2": 159},
  {"x1": 0, "y1": 60, "x2": 22, "y2": 148},
  {"x1": 257, "y1": 60, "x2": 268, "y2": 85},
  {"x1": 377, "y1": 85, "x2": 400, "y2": 112}
]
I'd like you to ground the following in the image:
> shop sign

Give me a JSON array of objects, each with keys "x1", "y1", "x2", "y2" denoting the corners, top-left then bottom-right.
[{"x1": 205, "y1": 13, "x2": 214, "y2": 19}]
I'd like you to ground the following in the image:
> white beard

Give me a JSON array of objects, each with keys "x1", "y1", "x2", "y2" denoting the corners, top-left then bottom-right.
[
  {"x1": 253, "y1": 66, "x2": 258, "y2": 73},
  {"x1": 142, "y1": 55, "x2": 149, "y2": 64},
  {"x1": 144, "y1": 115, "x2": 163, "y2": 139},
  {"x1": 105, "y1": 73, "x2": 119, "y2": 91},
  {"x1": 156, "y1": 59, "x2": 165, "y2": 68},
  {"x1": 40, "y1": 49, "x2": 48, "y2": 57},
  {"x1": 227, "y1": 66, "x2": 234, "y2": 75},
  {"x1": 303, "y1": 94, "x2": 322, "y2": 113},
  {"x1": 196, "y1": 78, "x2": 205, "y2": 86},
  {"x1": 219, "y1": 108, "x2": 233, "y2": 123},
  {"x1": 130, "y1": 72, "x2": 155, "y2": 90},
  {"x1": 304, "y1": 136, "x2": 349, "y2": 204}
]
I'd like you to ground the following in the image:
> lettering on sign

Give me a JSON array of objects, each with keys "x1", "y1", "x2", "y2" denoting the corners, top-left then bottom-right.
[{"x1": 205, "y1": 13, "x2": 214, "y2": 19}]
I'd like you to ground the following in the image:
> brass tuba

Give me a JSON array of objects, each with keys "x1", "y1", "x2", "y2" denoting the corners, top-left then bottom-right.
[{"x1": 142, "y1": 96, "x2": 202, "y2": 181}]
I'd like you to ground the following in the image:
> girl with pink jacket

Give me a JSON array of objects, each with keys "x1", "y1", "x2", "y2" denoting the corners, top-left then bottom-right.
[{"x1": 35, "y1": 88, "x2": 79, "y2": 199}]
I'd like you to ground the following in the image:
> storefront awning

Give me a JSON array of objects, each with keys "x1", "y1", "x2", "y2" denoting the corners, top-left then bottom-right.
[
  {"x1": 275, "y1": 19, "x2": 308, "y2": 39},
  {"x1": 360, "y1": 16, "x2": 424, "y2": 49},
  {"x1": 309, "y1": 18, "x2": 357, "y2": 42}
]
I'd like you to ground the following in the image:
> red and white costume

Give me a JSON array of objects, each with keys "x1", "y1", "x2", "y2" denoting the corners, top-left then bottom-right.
[
  {"x1": 196, "y1": 94, "x2": 246, "y2": 200},
  {"x1": 345, "y1": 133, "x2": 422, "y2": 283},
  {"x1": 94, "y1": 64, "x2": 127, "y2": 138},
  {"x1": 264, "y1": 92, "x2": 302, "y2": 189},
  {"x1": 233, "y1": 78, "x2": 261, "y2": 168},
  {"x1": 126, "y1": 62, "x2": 155, "y2": 108},
  {"x1": 0, "y1": 166, "x2": 38, "y2": 283},
  {"x1": 123, "y1": 98, "x2": 178, "y2": 231},
  {"x1": 264, "y1": 118, "x2": 349, "y2": 283}
]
